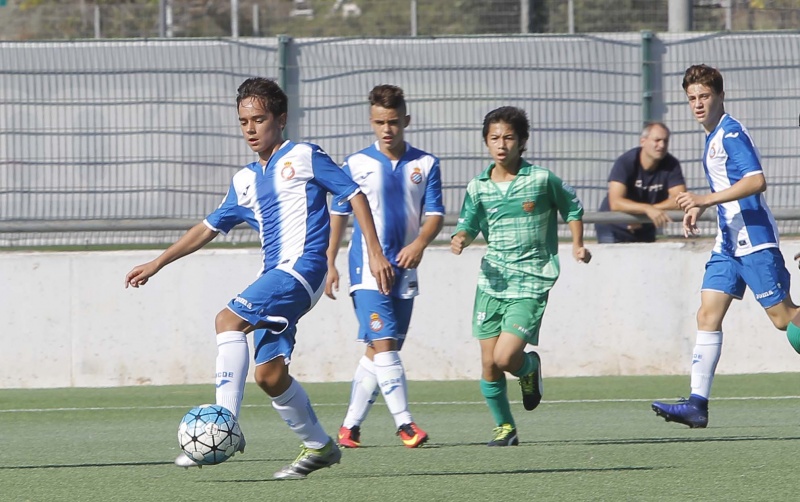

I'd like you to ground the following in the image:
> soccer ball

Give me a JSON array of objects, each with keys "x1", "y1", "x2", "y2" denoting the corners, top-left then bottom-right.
[{"x1": 178, "y1": 404, "x2": 242, "y2": 465}]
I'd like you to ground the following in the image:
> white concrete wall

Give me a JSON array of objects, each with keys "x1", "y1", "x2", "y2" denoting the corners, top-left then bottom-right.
[{"x1": 2, "y1": 240, "x2": 800, "y2": 389}]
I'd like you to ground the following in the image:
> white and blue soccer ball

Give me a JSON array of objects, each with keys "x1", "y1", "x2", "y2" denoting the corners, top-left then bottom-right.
[{"x1": 178, "y1": 404, "x2": 242, "y2": 465}]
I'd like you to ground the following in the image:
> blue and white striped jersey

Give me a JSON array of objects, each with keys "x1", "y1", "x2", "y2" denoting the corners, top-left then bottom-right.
[
  {"x1": 703, "y1": 114, "x2": 779, "y2": 257},
  {"x1": 205, "y1": 140, "x2": 361, "y2": 297},
  {"x1": 332, "y1": 142, "x2": 445, "y2": 299}
]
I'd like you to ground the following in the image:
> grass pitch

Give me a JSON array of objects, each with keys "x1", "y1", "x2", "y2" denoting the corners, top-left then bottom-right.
[{"x1": 2, "y1": 374, "x2": 799, "y2": 502}]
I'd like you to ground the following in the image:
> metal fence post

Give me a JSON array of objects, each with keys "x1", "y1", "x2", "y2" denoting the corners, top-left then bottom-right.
[
  {"x1": 641, "y1": 30, "x2": 654, "y2": 126},
  {"x1": 278, "y1": 35, "x2": 296, "y2": 140}
]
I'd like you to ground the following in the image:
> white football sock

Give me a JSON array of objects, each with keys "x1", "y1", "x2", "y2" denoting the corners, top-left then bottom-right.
[
  {"x1": 271, "y1": 377, "x2": 330, "y2": 449},
  {"x1": 690, "y1": 330, "x2": 723, "y2": 399},
  {"x1": 342, "y1": 356, "x2": 380, "y2": 429},
  {"x1": 374, "y1": 350, "x2": 412, "y2": 428},
  {"x1": 215, "y1": 331, "x2": 249, "y2": 419}
]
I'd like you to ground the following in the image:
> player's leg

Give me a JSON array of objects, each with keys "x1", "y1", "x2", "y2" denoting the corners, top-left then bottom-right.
[
  {"x1": 744, "y1": 248, "x2": 800, "y2": 334},
  {"x1": 353, "y1": 291, "x2": 426, "y2": 447},
  {"x1": 338, "y1": 348, "x2": 378, "y2": 448},
  {"x1": 175, "y1": 307, "x2": 252, "y2": 468},
  {"x1": 496, "y1": 296, "x2": 546, "y2": 411},
  {"x1": 236, "y1": 268, "x2": 340, "y2": 479},
  {"x1": 213, "y1": 308, "x2": 252, "y2": 420},
  {"x1": 653, "y1": 252, "x2": 737, "y2": 428},
  {"x1": 474, "y1": 288, "x2": 518, "y2": 446},
  {"x1": 338, "y1": 294, "x2": 380, "y2": 448}
]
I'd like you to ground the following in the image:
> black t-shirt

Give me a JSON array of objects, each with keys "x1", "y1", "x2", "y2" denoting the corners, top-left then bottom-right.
[{"x1": 596, "y1": 147, "x2": 685, "y2": 242}]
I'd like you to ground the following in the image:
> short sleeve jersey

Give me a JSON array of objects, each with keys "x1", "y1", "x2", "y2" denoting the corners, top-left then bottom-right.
[
  {"x1": 331, "y1": 141, "x2": 445, "y2": 299},
  {"x1": 454, "y1": 161, "x2": 584, "y2": 299},
  {"x1": 596, "y1": 147, "x2": 685, "y2": 242},
  {"x1": 703, "y1": 114, "x2": 779, "y2": 257},
  {"x1": 204, "y1": 140, "x2": 361, "y2": 297}
]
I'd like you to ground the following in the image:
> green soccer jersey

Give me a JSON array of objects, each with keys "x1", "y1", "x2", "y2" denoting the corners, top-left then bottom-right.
[{"x1": 455, "y1": 160, "x2": 584, "y2": 299}]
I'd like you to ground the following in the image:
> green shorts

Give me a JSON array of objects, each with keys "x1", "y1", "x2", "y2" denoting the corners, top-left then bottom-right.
[{"x1": 471, "y1": 287, "x2": 548, "y2": 344}]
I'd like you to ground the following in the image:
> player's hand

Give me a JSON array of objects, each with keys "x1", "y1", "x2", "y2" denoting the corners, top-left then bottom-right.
[
  {"x1": 794, "y1": 251, "x2": 800, "y2": 269},
  {"x1": 368, "y1": 252, "x2": 395, "y2": 295},
  {"x1": 676, "y1": 192, "x2": 708, "y2": 212},
  {"x1": 124, "y1": 261, "x2": 160, "y2": 288},
  {"x1": 683, "y1": 208, "x2": 701, "y2": 237},
  {"x1": 396, "y1": 241, "x2": 425, "y2": 269},
  {"x1": 644, "y1": 206, "x2": 672, "y2": 227},
  {"x1": 573, "y1": 246, "x2": 592, "y2": 264},
  {"x1": 324, "y1": 264, "x2": 340, "y2": 299},
  {"x1": 450, "y1": 234, "x2": 468, "y2": 255}
]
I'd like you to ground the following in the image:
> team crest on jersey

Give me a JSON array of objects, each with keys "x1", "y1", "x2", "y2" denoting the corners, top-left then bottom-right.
[
  {"x1": 409, "y1": 167, "x2": 423, "y2": 185},
  {"x1": 369, "y1": 312, "x2": 384, "y2": 332},
  {"x1": 522, "y1": 200, "x2": 536, "y2": 213},
  {"x1": 709, "y1": 144, "x2": 717, "y2": 159},
  {"x1": 281, "y1": 162, "x2": 295, "y2": 180}
]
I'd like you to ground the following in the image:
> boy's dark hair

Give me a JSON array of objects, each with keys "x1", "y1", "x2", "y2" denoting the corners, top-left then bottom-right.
[
  {"x1": 482, "y1": 106, "x2": 530, "y2": 149},
  {"x1": 236, "y1": 78, "x2": 288, "y2": 117},
  {"x1": 369, "y1": 84, "x2": 406, "y2": 115},
  {"x1": 682, "y1": 64, "x2": 724, "y2": 95}
]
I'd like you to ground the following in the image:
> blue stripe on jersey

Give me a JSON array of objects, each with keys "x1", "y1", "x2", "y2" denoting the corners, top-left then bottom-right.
[
  {"x1": 338, "y1": 142, "x2": 444, "y2": 298},
  {"x1": 703, "y1": 114, "x2": 778, "y2": 256},
  {"x1": 205, "y1": 141, "x2": 360, "y2": 291}
]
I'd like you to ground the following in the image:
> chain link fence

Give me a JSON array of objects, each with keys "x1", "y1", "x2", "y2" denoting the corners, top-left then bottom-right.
[
  {"x1": 2, "y1": 31, "x2": 800, "y2": 247},
  {"x1": 2, "y1": 1, "x2": 800, "y2": 40}
]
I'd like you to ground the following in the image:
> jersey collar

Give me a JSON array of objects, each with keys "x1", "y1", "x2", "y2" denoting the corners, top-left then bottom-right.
[{"x1": 477, "y1": 159, "x2": 533, "y2": 180}]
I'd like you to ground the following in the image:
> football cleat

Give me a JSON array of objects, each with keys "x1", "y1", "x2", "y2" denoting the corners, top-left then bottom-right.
[
  {"x1": 652, "y1": 397, "x2": 708, "y2": 428},
  {"x1": 397, "y1": 422, "x2": 429, "y2": 448},
  {"x1": 175, "y1": 431, "x2": 246, "y2": 469},
  {"x1": 337, "y1": 425, "x2": 361, "y2": 448},
  {"x1": 519, "y1": 351, "x2": 543, "y2": 411},
  {"x1": 273, "y1": 439, "x2": 342, "y2": 480},
  {"x1": 487, "y1": 424, "x2": 519, "y2": 447}
]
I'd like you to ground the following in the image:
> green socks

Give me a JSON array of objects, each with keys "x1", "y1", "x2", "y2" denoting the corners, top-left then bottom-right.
[
  {"x1": 480, "y1": 377, "x2": 515, "y2": 427},
  {"x1": 787, "y1": 322, "x2": 800, "y2": 353},
  {"x1": 511, "y1": 351, "x2": 537, "y2": 378}
]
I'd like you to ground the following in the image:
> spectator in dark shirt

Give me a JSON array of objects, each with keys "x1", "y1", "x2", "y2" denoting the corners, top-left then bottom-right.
[{"x1": 595, "y1": 122, "x2": 687, "y2": 243}]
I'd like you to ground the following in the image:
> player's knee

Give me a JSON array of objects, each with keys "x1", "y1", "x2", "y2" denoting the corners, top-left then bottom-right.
[
  {"x1": 493, "y1": 353, "x2": 516, "y2": 373},
  {"x1": 786, "y1": 322, "x2": 800, "y2": 354},
  {"x1": 696, "y1": 307, "x2": 723, "y2": 331},
  {"x1": 254, "y1": 360, "x2": 290, "y2": 397}
]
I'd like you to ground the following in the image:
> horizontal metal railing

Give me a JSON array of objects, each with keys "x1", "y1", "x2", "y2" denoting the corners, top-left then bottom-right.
[{"x1": 3, "y1": 209, "x2": 800, "y2": 233}]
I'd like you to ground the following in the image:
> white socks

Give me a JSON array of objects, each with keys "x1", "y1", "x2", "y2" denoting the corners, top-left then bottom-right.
[
  {"x1": 271, "y1": 377, "x2": 330, "y2": 449},
  {"x1": 374, "y1": 350, "x2": 412, "y2": 427},
  {"x1": 690, "y1": 330, "x2": 723, "y2": 399},
  {"x1": 215, "y1": 331, "x2": 249, "y2": 419},
  {"x1": 342, "y1": 356, "x2": 380, "y2": 429}
]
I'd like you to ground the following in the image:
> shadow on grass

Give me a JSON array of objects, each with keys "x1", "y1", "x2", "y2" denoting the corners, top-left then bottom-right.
[
  {"x1": 537, "y1": 435, "x2": 800, "y2": 447},
  {"x1": 209, "y1": 465, "x2": 660, "y2": 483},
  {"x1": 0, "y1": 457, "x2": 289, "y2": 470}
]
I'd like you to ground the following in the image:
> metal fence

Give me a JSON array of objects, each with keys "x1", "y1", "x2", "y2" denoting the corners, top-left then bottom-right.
[
  {"x1": 2, "y1": 0, "x2": 800, "y2": 40},
  {"x1": 1, "y1": 31, "x2": 800, "y2": 247}
]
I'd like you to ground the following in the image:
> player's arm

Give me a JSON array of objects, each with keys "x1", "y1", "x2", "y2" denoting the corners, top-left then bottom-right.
[
  {"x1": 550, "y1": 172, "x2": 590, "y2": 263},
  {"x1": 397, "y1": 215, "x2": 444, "y2": 269},
  {"x1": 325, "y1": 213, "x2": 349, "y2": 299},
  {"x1": 450, "y1": 230, "x2": 475, "y2": 255},
  {"x1": 676, "y1": 173, "x2": 765, "y2": 211},
  {"x1": 125, "y1": 222, "x2": 218, "y2": 288},
  {"x1": 349, "y1": 192, "x2": 395, "y2": 294},
  {"x1": 451, "y1": 183, "x2": 482, "y2": 256},
  {"x1": 567, "y1": 219, "x2": 591, "y2": 263}
]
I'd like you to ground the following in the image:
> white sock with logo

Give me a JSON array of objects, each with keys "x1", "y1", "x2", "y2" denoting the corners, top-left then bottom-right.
[
  {"x1": 271, "y1": 377, "x2": 330, "y2": 449},
  {"x1": 690, "y1": 330, "x2": 723, "y2": 399},
  {"x1": 342, "y1": 356, "x2": 380, "y2": 429},
  {"x1": 374, "y1": 350, "x2": 412, "y2": 427},
  {"x1": 215, "y1": 331, "x2": 249, "y2": 419}
]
